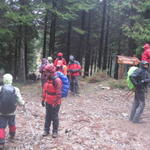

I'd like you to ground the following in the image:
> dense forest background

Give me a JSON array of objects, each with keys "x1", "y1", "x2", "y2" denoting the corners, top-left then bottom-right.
[{"x1": 0, "y1": 0, "x2": 150, "y2": 82}]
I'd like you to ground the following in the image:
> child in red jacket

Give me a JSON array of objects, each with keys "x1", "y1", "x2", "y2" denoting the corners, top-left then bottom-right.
[{"x1": 41, "y1": 64, "x2": 62, "y2": 138}]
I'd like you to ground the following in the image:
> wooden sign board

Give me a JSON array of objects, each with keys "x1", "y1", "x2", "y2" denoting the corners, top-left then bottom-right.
[{"x1": 117, "y1": 55, "x2": 140, "y2": 65}]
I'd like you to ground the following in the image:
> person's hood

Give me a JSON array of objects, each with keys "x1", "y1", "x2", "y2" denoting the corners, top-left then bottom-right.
[{"x1": 3, "y1": 74, "x2": 13, "y2": 85}]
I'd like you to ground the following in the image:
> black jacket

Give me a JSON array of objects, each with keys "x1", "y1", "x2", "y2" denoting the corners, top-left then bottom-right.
[{"x1": 130, "y1": 67, "x2": 149, "y2": 89}]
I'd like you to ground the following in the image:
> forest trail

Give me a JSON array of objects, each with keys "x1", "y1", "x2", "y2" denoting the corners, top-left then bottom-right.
[{"x1": 4, "y1": 80, "x2": 150, "y2": 150}]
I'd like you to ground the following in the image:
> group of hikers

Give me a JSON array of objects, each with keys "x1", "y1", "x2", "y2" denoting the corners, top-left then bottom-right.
[
  {"x1": 0, "y1": 52, "x2": 81, "y2": 149},
  {"x1": 39, "y1": 52, "x2": 81, "y2": 96},
  {"x1": 0, "y1": 44, "x2": 150, "y2": 149}
]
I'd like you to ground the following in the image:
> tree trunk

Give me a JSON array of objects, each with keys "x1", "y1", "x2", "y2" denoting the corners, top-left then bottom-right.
[
  {"x1": 84, "y1": 10, "x2": 92, "y2": 77},
  {"x1": 25, "y1": 26, "x2": 28, "y2": 79},
  {"x1": 77, "y1": 10, "x2": 86, "y2": 65},
  {"x1": 102, "y1": 6, "x2": 110, "y2": 70},
  {"x1": 14, "y1": 38, "x2": 18, "y2": 80},
  {"x1": 43, "y1": 10, "x2": 48, "y2": 58},
  {"x1": 18, "y1": 27, "x2": 26, "y2": 82},
  {"x1": 49, "y1": 0, "x2": 57, "y2": 56},
  {"x1": 66, "y1": 21, "x2": 72, "y2": 62},
  {"x1": 98, "y1": 0, "x2": 107, "y2": 69},
  {"x1": 128, "y1": 0, "x2": 136, "y2": 56}
]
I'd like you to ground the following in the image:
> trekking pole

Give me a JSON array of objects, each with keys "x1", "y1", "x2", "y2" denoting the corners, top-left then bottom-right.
[
  {"x1": 123, "y1": 91, "x2": 134, "y2": 101},
  {"x1": 23, "y1": 105, "x2": 35, "y2": 136}
]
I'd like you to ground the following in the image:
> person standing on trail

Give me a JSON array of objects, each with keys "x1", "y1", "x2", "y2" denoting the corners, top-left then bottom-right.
[
  {"x1": 67, "y1": 55, "x2": 81, "y2": 96},
  {"x1": 0, "y1": 74, "x2": 25, "y2": 149},
  {"x1": 39, "y1": 58, "x2": 48, "y2": 87},
  {"x1": 41, "y1": 64, "x2": 62, "y2": 138},
  {"x1": 129, "y1": 61, "x2": 149, "y2": 123},
  {"x1": 141, "y1": 43, "x2": 150, "y2": 63},
  {"x1": 54, "y1": 52, "x2": 67, "y2": 74},
  {"x1": 54, "y1": 52, "x2": 67, "y2": 67}
]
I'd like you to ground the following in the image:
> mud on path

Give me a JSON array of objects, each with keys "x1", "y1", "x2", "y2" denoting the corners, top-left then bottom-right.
[{"x1": 4, "y1": 81, "x2": 150, "y2": 150}]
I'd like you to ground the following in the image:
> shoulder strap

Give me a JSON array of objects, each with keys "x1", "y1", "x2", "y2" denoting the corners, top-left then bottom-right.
[{"x1": 51, "y1": 76, "x2": 59, "y2": 87}]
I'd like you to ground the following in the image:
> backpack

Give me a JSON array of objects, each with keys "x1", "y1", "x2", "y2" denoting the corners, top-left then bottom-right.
[
  {"x1": 127, "y1": 66, "x2": 138, "y2": 90},
  {"x1": 0, "y1": 85, "x2": 17, "y2": 114},
  {"x1": 52, "y1": 71, "x2": 70, "y2": 98}
]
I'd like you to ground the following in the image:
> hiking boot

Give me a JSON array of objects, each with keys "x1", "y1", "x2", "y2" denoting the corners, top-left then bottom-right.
[
  {"x1": 9, "y1": 135, "x2": 15, "y2": 143},
  {"x1": 42, "y1": 131, "x2": 49, "y2": 137},
  {"x1": 52, "y1": 132, "x2": 58, "y2": 138},
  {"x1": 132, "y1": 119, "x2": 139, "y2": 123}
]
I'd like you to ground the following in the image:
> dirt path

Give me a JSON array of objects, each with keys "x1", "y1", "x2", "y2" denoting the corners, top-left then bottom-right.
[{"x1": 4, "y1": 81, "x2": 150, "y2": 150}]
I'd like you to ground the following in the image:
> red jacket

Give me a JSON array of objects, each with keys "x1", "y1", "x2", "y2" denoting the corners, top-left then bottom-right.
[
  {"x1": 42, "y1": 77, "x2": 62, "y2": 105},
  {"x1": 54, "y1": 58, "x2": 67, "y2": 66},
  {"x1": 142, "y1": 48, "x2": 150, "y2": 63},
  {"x1": 68, "y1": 60, "x2": 81, "y2": 76}
]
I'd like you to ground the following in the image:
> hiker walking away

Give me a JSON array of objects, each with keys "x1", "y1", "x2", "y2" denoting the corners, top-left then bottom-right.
[
  {"x1": 129, "y1": 61, "x2": 150, "y2": 123},
  {"x1": 54, "y1": 52, "x2": 67, "y2": 67},
  {"x1": 0, "y1": 74, "x2": 25, "y2": 149},
  {"x1": 67, "y1": 55, "x2": 81, "y2": 96},
  {"x1": 41, "y1": 64, "x2": 62, "y2": 138},
  {"x1": 39, "y1": 58, "x2": 48, "y2": 87}
]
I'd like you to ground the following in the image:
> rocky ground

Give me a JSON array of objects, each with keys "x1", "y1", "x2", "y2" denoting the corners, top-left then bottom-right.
[{"x1": 4, "y1": 80, "x2": 150, "y2": 150}]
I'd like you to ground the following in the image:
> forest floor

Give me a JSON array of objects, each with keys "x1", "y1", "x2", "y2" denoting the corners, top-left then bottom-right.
[{"x1": 3, "y1": 78, "x2": 150, "y2": 150}]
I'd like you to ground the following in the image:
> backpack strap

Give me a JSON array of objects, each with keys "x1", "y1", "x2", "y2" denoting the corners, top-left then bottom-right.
[
  {"x1": 51, "y1": 75, "x2": 59, "y2": 87},
  {"x1": 1, "y1": 85, "x2": 16, "y2": 94}
]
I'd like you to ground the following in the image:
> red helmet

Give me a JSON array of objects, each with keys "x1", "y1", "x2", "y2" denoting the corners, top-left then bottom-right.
[
  {"x1": 57, "y1": 52, "x2": 63, "y2": 57},
  {"x1": 44, "y1": 64, "x2": 56, "y2": 73},
  {"x1": 143, "y1": 43, "x2": 150, "y2": 50}
]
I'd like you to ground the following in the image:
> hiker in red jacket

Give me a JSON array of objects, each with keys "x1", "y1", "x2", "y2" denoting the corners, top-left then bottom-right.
[
  {"x1": 141, "y1": 43, "x2": 150, "y2": 63},
  {"x1": 41, "y1": 64, "x2": 62, "y2": 138},
  {"x1": 68, "y1": 55, "x2": 81, "y2": 96},
  {"x1": 54, "y1": 52, "x2": 67, "y2": 67}
]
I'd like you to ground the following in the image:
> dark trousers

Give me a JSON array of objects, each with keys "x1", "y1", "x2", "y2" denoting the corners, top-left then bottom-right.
[
  {"x1": 70, "y1": 76, "x2": 79, "y2": 94},
  {"x1": 0, "y1": 115, "x2": 16, "y2": 144},
  {"x1": 44, "y1": 103, "x2": 60, "y2": 133},
  {"x1": 129, "y1": 89, "x2": 145, "y2": 122}
]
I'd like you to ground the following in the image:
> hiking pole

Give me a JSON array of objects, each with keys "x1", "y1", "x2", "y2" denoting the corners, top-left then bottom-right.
[
  {"x1": 23, "y1": 105, "x2": 35, "y2": 136},
  {"x1": 123, "y1": 91, "x2": 134, "y2": 101}
]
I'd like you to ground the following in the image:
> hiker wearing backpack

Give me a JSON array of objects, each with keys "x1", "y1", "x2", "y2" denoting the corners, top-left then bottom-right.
[
  {"x1": 0, "y1": 74, "x2": 25, "y2": 148},
  {"x1": 41, "y1": 64, "x2": 62, "y2": 138},
  {"x1": 68, "y1": 55, "x2": 81, "y2": 96},
  {"x1": 39, "y1": 58, "x2": 48, "y2": 87},
  {"x1": 129, "y1": 61, "x2": 150, "y2": 123}
]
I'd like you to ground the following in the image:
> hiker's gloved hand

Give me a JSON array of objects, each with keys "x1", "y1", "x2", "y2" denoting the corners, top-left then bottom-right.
[{"x1": 41, "y1": 100, "x2": 45, "y2": 107}]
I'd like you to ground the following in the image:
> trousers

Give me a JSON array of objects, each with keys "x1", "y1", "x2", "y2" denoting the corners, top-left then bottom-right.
[
  {"x1": 129, "y1": 89, "x2": 145, "y2": 122},
  {"x1": 0, "y1": 115, "x2": 16, "y2": 144},
  {"x1": 44, "y1": 103, "x2": 60, "y2": 133}
]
